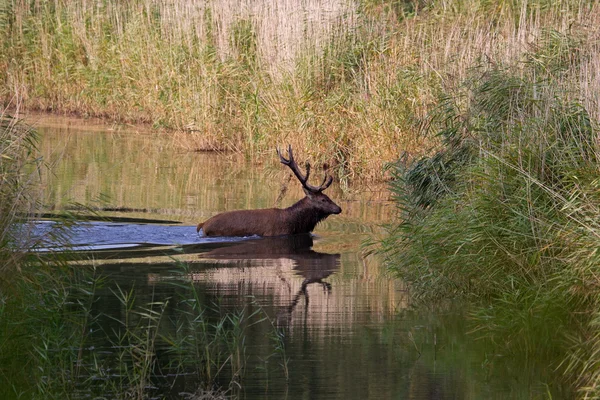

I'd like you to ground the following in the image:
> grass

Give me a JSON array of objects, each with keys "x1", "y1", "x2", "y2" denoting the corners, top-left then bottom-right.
[
  {"x1": 0, "y1": 108, "x2": 42, "y2": 272},
  {"x1": 3, "y1": 0, "x2": 598, "y2": 181},
  {"x1": 0, "y1": 255, "x2": 274, "y2": 398},
  {"x1": 379, "y1": 37, "x2": 600, "y2": 398},
  {"x1": 0, "y1": 114, "x2": 286, "y2": 398}
]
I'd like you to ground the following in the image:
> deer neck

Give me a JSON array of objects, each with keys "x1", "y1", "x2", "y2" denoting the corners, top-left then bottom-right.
[{"x1": 285, "y1": 197, "x2": 328, "y2": 233}]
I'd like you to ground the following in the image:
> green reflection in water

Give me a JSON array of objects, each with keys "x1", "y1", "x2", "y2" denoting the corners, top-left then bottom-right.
[{"x1": 1, "y1": 117, "x2": 569, "y2": 399}]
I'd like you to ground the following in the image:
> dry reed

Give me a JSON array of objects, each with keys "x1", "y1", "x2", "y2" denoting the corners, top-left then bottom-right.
[{"x1": 1, "y1": 0, "x2": 599, "y2": 180}]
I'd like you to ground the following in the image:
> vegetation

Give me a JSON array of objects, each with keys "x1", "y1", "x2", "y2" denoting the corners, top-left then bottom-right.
[
  {"x1": 1, "y1": 260, "x2": 270, "y2": 398},
  {"x1": 0, "y1": 114, "x2": 283, "y2": 398},
  {"x1": 380, "y1": 30, "x2": 600, "y2": 399},
  {"x1": 3, "y1": 0, "x2": 600, "y2": 396},
  {"x1": 0, "y1": 110, "x2": 41, "y2": 270},
  {"x1": 2, "y1": 0, "x2": 596, "y2": 181}
]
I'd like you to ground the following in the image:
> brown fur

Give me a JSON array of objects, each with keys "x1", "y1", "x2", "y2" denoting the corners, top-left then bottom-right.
[{"x1": 197, "y1": 190, "x2": 341, "y2": 237}]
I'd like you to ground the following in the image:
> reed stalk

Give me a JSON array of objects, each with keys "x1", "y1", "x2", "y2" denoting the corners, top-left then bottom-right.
[
  {"x1": 2, "y1": 1, "x2": 598, "y2": 180},
  {"x1": 380, "y1": 37, "x2": 600, "y2": 397},
  {"x1": 0, "y1": 106, "x2": 41, "y2": 272}
]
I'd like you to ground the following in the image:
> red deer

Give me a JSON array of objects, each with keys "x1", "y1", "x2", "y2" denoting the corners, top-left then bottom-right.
[{"x1": 197, "y1": 146, "x2": 342, "y2": 237}]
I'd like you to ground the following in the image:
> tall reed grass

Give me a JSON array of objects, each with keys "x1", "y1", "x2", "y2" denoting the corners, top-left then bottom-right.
[
  {"x1": 380, "y1": 33, "x2": 600, "y2": 397},
  {"x1": 0, "y1": 107, "x2": 41, "y2": 272},
  {"x1": 1, "y1": 253, "x2": 273, "y2": 398},
  {"x1": 0, "y1": 114, "x2": 278, "y2": 398},
  {"x1": 3, "y1": 0, "x2": 599, "y2": 180}
]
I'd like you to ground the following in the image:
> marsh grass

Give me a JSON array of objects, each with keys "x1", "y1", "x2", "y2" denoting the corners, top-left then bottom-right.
[
  {"x1": 1, "y1": 259, "x2": 276, "y2": 398},
  {"x1": 0, "y1": 115, "x2": 280, "y2": 398},
  {"x1": 0, "y1": 109, "x2": 42, "y2": 269},
  {"x1": 165, "y1": 271, "x2": 266, "y2": 390},
  {"x1": 380, "y1": 37, "x2": 600, "y2": 396},
  {"x1": 3, "y1": 0, "x2": 599, "y2": 180},
  {"x1": 0, "y1": 111, "x2": 63, "y2": 397}
]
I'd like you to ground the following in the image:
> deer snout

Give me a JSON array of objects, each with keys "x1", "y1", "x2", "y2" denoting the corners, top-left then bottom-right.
[{"x1": 332, "y1": 205, "x2": 342, "y2": 214}]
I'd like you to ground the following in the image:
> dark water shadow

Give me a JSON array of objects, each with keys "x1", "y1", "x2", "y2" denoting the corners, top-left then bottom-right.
[{"x1": 39, "y1": 211, "x2": 183, "y2": 224}]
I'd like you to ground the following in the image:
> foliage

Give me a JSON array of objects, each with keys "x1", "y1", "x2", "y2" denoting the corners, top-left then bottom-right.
[
  {"x1": 3, "y1": 0, "x2": 597, "y2": 180},
  {"x1": 0, "y1": 112, "x2": 41, "y2": 271},
  {"x1": 381, "y1": 45, "x2": 600, "y2": 397},
  {"x1": 0, "y1": 258, "x2": 274, "y2": 398}
]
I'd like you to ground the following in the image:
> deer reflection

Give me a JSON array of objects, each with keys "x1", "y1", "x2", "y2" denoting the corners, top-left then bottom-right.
[{"x1": 198, "y1": 234, "x2": 340, "y2": 326}]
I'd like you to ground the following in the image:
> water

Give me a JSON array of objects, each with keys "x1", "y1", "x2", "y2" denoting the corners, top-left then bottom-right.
[{"x1": 31, "y1": 115, "x2": 561, "y2": 399}]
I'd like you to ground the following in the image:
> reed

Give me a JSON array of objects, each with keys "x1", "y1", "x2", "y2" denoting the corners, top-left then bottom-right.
[
  {"x1": 380, "y1": 36, "x2": 600, "y2": 397},
  {"x1": 1, "y1": 259, "x2": 273, "y2": 398},
  {"x1": 2, "y1": 0, "x2": 598, "y2": 180},
  {"x1": 0, "y1": 108, "x2": 41, "y2": 272},
  {"x1": 0, "y1": 114, "x2": 277, "y2": 398}
]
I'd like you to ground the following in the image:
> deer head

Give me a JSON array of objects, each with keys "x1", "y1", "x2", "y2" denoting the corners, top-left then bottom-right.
[{"x1": 277, "y1": 145, "x2": 341, "y2": 216}]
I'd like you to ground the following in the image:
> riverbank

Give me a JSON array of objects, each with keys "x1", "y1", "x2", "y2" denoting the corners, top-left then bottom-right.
[
  {"x1": 3, "y1": 1, "x2": 599, "y2": 181},
  {"x1": 379, "y1": 46, "x2": 600, "y2": 398}
]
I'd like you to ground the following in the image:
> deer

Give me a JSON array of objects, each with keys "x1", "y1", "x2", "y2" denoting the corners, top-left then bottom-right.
[{"x1": 196, "y1": 145, "x2": 342, "y2": 237}]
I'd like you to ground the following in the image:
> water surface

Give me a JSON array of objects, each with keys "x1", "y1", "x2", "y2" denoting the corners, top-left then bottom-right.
[{"x1": 32, "y1": 116, "x2": 560, "y2": 399}]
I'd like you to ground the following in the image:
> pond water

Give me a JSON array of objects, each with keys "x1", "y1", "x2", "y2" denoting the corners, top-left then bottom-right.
[{"x1": 31, "y1": 116, "x2": 561, "y2": 399}]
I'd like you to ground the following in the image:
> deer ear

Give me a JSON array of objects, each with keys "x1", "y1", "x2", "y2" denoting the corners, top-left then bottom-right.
[{"x1": 303, "y1": 187, "x2": 315, "y2": 198}]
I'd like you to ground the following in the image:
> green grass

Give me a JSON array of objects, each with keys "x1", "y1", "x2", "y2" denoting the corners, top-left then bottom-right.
[
  {"x1": 379, "y1": 39, "x2": 600, "y2": 397},
  {"x1": 0, "y1": 111, "x2": 41, "y2": 271},
  {"x1": 0, "y1": 256, "x2": 275, "y2": 398}
]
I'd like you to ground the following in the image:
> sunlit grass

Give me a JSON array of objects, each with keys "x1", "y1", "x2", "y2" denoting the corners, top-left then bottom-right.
[{"x1": 3, "y1": 1, "x2": 599, "y2": 180}]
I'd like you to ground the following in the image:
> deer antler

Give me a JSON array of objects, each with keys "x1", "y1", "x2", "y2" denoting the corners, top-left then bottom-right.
[{"x1": 277, "y1": 145, "x2": 333, "y2": 193}]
